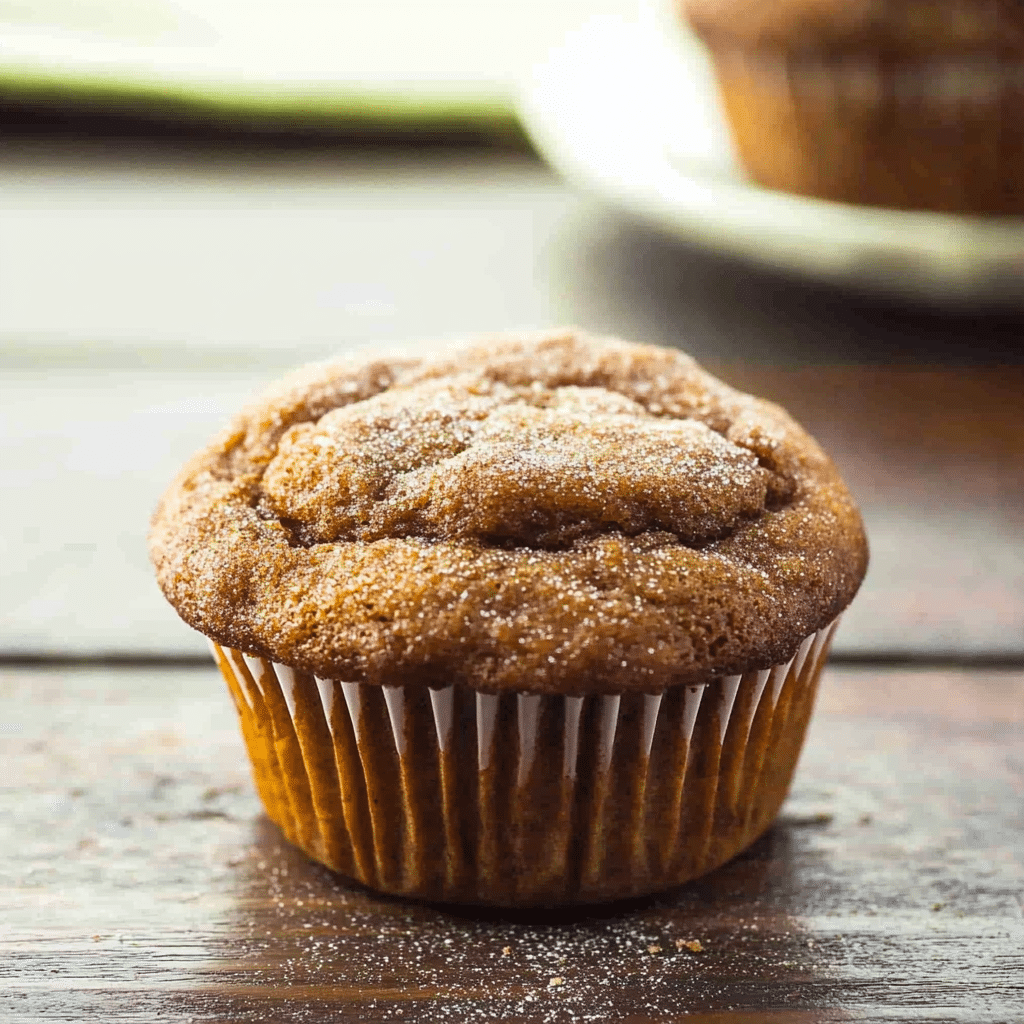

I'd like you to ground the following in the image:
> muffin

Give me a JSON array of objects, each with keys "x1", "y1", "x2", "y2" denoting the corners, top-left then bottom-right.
[
  {"x1": 150, "y1": 330, "x2": 867, "y2": 906},
  {"x1": 682, "y1": 0, "x2": 1024, "y2": 213}
]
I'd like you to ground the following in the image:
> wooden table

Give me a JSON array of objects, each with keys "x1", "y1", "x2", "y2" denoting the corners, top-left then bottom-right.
[{"x1": 2, "y1": 129, "x2": 1022, "y2": 1023}]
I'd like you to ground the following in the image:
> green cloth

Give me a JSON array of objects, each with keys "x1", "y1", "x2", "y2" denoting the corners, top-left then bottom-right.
[
  {"x1": 0, "y1": 0, "x2": 594, "y2": 140},
  {"x1": 0, "y1": 65, "x2": 524, "y2": 141}
]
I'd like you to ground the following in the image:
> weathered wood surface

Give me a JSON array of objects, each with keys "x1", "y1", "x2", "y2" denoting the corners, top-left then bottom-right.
[
  {"x1": 2, "y1": 129, "x2": 1023, "y2": 1023},
  {"x1": 3, "y1": 664, "x2": 1021, "y2": 1022}
]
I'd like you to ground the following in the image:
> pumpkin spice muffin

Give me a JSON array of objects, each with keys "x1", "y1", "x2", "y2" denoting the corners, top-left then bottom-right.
[
  {"x1": 150, "y1": 330, "x2": 867, "y2": 906},
  {"x1": 682, "y1": 0, "x2": 1024, "y2": 213}
]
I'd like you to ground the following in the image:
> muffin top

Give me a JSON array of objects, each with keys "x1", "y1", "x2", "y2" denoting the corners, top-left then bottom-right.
[
  {"x1": 150, "y1": 331, "x2": 867, "y2": 694},
  {"x1": 682, "y1": 0, "x2": 1024, "y2": 55}
]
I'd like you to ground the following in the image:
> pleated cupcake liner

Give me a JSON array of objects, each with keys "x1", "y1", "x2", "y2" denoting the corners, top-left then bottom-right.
[
  {"x1": 713, "y1": 50, "x2": 1024, "y2": 106},
  {"x1": 707, "y1": 46, "x2": 1024, "y2": 212},
  {"x1": 210, "y1": 619, "x2": 838, "y2": 906}
]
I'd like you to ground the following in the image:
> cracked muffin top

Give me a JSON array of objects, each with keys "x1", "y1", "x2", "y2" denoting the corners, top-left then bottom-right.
[{"x1": 150, "y1": 331, "x2": 867, "y2": 693}]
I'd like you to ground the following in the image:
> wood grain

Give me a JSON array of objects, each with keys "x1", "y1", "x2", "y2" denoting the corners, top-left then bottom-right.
[
  {"x1": 3, "y1": 130, "x2": 1022, "y2": 1024},
  {"x1": 3, "y1": 664, "x2": 1021, "y2": 1022}
]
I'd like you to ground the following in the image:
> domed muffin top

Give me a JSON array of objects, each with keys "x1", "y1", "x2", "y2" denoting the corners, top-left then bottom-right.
[
  {"x1": 150, "y1": 331, "x2": 867, "y2": 693},
  {"x1": 682, "y1": 0, "x2": 1024, "y2": 55}
]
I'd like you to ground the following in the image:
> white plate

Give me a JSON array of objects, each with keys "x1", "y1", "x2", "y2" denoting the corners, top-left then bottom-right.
[{"x1": 518, "y1": 11, "x2": 1024, "y2": 307}]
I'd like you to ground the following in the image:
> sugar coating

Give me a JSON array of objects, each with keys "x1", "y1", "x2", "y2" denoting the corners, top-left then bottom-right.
[
  {"x1": 259, "y1": 378, "x2": 781, "y2": 548},
  {"x1": 149, "y1": 330, "x2": 868, "y2": 694}
]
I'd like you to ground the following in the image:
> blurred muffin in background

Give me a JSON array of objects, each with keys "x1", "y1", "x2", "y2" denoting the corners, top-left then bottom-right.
[{"x1": 681, "y1": 0, "x2": 1024, "y2": 213}]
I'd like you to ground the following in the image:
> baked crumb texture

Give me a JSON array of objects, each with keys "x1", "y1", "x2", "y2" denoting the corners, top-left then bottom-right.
[{"x1": 151, "y1": 330, "x2": 867, "y2": 694}]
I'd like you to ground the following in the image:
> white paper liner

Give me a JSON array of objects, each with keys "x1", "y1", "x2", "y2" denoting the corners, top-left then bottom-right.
[{"x1": 210, "y1": 618, "x2": 840, "y2": 906}]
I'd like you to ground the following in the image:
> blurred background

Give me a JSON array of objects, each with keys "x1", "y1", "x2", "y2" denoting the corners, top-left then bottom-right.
[{"x1": 2, "y1": 0, "x2": 1022, "y2": 663}]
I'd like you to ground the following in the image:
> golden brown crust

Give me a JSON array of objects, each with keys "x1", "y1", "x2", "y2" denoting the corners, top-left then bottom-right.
[
  {"x1": 705, "y1": 47, "x2": 1024, "y2": 212},
  {"x1": 682, "y1": 0, "x2": 1024, "y2": 55},
  {"x1": 149, "y1": 330, "x2": 867, "y2": 693},
  {"x1": 682, "y1": 1, "x2": 1024, "y2": 213}
]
